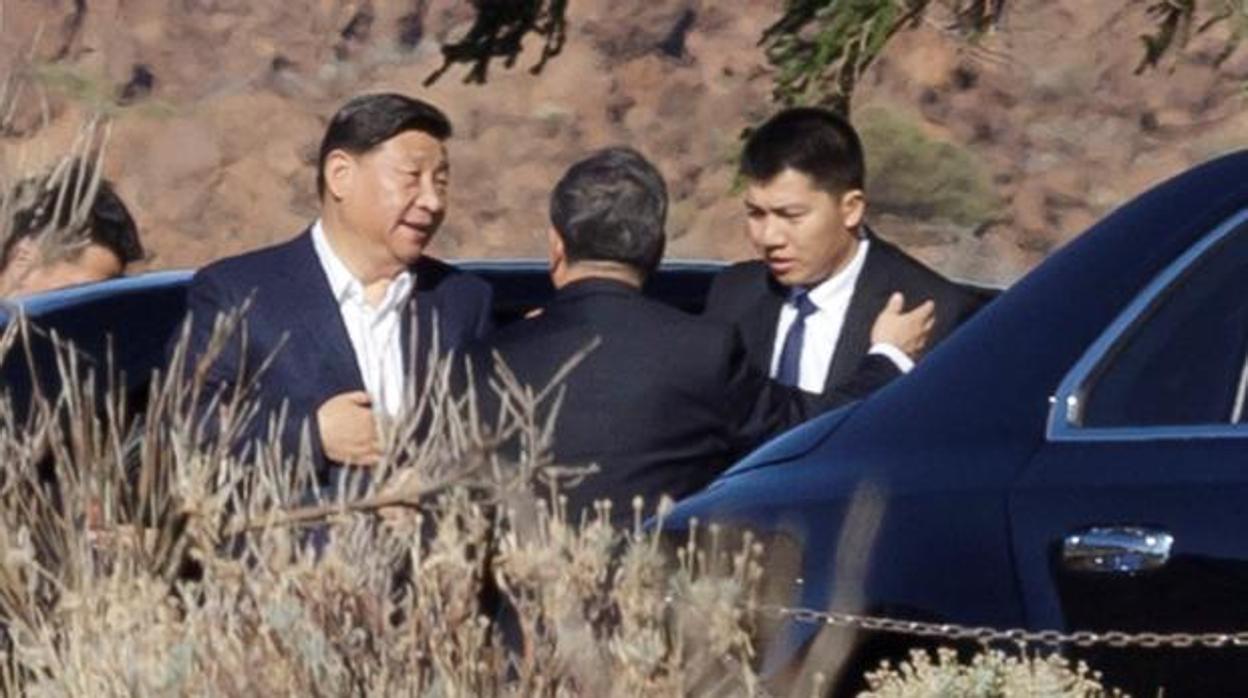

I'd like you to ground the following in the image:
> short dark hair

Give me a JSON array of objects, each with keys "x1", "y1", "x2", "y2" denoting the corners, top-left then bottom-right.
[
  {"x1": 3, "y1": 162, "x2": 143, "y2": 268},
  {"x1": 316, "y1": 92, "x2": 452, "y2": 198},
  {"x1": 549, "y1": 147, "x2": 667, "y2": 274},
  {"x1": 741, "y1": 107, "x2": 865, "y2": 194}
]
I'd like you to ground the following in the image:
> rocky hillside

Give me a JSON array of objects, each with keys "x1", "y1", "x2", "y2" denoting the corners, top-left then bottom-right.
[{"x1": 2, "y1": 0, "x2": 1245, "y2": 285}]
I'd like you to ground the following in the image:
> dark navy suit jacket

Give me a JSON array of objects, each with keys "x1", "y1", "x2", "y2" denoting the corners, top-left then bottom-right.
[
  {"x1": 182, "y1": 229, "x2": 493, "y2": 471},
  {"x1": 466, "y1": 278, "x2": 849, "y2": 528}
]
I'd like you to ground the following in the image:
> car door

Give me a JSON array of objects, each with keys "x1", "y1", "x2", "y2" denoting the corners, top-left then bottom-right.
[{"x1": 1010, "y1": 208, "x2": 1248, "y2": 697}]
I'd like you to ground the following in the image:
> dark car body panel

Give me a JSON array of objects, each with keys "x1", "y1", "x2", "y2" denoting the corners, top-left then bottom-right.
[{"x1": 0, "y1": 271, "x2": 193, "y2": 411}]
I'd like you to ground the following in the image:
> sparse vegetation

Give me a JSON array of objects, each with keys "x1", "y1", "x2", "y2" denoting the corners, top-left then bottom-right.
[
  {"x1": 860, "y1": 647, "x2": 1126, "y2": 697},
  {"x1": 856, "y1": 105, "x2": 1000, "y2": 227},
  {"x1": 758, "y1": 0, "x2": 1245, "y2": 112},
  {"x1": 29, "y1": 63, "x2": 116, "y2": 113},
  {"x1": 0, "y1": 311, "x2": 766, "y2": 696}
]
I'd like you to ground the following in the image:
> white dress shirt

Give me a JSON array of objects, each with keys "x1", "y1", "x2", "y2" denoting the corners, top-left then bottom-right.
[
  {"x1": 769, "y1": 238, "x2": 913, "y2": 393},
  {"x1": 311, "y1": 220, "x2": 413, "y2": 417}
]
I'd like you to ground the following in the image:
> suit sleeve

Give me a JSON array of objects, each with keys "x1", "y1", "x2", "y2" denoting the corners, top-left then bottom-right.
[
  {"x1": 720, "y1": 328, "x2": 828, "y2": 460},
  {"x1": 179, "y1": 272, "x2": 325, "y2": 469},
  {"x1": 812, "y1": 353, "x2": 901, "y2": 411},
  {"x1": 722, "y1": 333, "x2": 902, "y2": 460}
]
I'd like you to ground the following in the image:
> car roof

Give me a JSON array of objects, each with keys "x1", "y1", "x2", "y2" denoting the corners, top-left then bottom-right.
[
  {"x1": 0, "y1": 258, "x2": 727, "y2": 325},
  {"x1": 0, "y1": 270, "x2": 194, "y2": 325}
]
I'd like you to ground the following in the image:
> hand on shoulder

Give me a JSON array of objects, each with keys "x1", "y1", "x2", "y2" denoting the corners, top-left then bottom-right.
[{"x1": 870, "y1": 292, "x2": 936, "y2": 359}]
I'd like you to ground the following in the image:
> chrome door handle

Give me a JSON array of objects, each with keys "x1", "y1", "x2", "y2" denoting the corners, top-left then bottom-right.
[{"x1": 1062, "y1": 526, "x2": 1174, "y2": 574}]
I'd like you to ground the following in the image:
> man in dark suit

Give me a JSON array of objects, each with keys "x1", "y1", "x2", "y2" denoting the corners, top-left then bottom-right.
[
  {"x1": 468, "y1": 147, "x2": 832, "y2": 527},
  {"x1": 704, "y1": 107, "x2": 981, "y2": 399},
  {"x1": 182, "y1": 93, "x2": 492, "y2": 475}
]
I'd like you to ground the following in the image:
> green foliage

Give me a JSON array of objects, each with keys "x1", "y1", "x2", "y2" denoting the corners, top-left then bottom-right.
[
  {"x1": 1139, "y1": 0, "x2": 1198, "y2": 72},
  {"x1": 856, "y1": 106, "x2": 1000, "y2": 226},
  {"x1": 413, "y1": 0, "x2": 1243, "y2": 107},
  {"x1": 30, "y1": 63, "x2": 116, "y2": 112},
  {"x1": 760, "y1": 0, "x2": 1243, "y2": 112},
  {"x1": 760, "y1": 0, "x2": 1006, "y2": 113},
  {"x1": 1138, "y1": 0, "x2": 1248, "y2": 72},
  {"x1": 27, "y1": 63, "x2": 176, "y2": 119},
  {"x1": 424, "y1": 0, "x2": 569, "y2": 86}
]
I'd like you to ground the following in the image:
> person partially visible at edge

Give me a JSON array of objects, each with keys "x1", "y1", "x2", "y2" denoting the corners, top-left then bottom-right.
[
  {"x1": 703, "y1": 106, "x2": 983, "y2": 401},
  {"x1": 0, "y1": 162, "x2": 143, "y2": 298},
  {"x1": 465, "y1": 147, "x2": 864, "y2": 529},
  {"x1": 181, "y1": 93, "x2": 493, "y2": 478}
]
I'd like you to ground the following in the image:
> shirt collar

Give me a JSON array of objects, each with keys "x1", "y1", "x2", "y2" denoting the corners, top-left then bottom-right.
[
  {"x1": 796, "y1": 237, "x2": 870, "y2": 310},
  {"x1": 311, "y1": 219, "x2": 414, "y2": 309},
  {"x1": 380, "y1": 270, "x2": 414, "y2": 313}
]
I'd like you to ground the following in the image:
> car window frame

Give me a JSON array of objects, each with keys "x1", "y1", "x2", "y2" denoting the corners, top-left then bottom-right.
[{"x1": 1048, "y1": 206, "x2": 1248, "y2": 442}]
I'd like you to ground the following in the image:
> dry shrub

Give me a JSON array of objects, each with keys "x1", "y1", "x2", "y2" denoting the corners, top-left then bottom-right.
[
  {"x1": 860, "y1": 647, "x2": 1127, "y2": 698},
  {"x1": 0, "y1": 315, "x2": 763, "y2": 697}
]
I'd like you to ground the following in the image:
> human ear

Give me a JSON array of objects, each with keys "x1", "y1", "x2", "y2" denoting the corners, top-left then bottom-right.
[
  {"x1": 547, "y1": 227, "x2": 566, "y2": 271},
  {"x1": 323, "y1": 150, "x2": 355, "y2": 202},
  {"x1": 839, "y1": 189, "x2": 866, "y2": 230}
]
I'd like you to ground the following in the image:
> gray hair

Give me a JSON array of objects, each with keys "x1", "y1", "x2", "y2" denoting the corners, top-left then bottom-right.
[{"x1": 549, "y1": 147, "x2": 667, "y2": 274}]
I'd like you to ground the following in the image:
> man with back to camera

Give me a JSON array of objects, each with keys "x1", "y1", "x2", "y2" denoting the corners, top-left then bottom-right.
[
  {"x1": 182, "y1": 93, "x2": 493, "y2": 477},
  {"x1": 704, "y1": 107, "x2": 982, "y2": 399},
  {"x1": 0, "y1": 161, "x2": 144, "y2": 298},
  {"x1": 466, "y1": 147, "x2": 876, "y2": 528}
]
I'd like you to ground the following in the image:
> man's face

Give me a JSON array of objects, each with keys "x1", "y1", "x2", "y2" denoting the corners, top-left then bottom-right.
[
  {"x1": 2, "y1": 242, "x2": 124, "y2": 297},
  {"x1": 336, "y1": 130, "x2": 449, "y2": 271},
  {"x1": 744, "y1": 168, "x2": 865, "y2": 288}
]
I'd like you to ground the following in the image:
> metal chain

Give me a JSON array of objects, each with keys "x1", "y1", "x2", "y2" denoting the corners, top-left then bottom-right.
[{"x1": 757, "y1": 604, "x2": 1248, "y2": 650}]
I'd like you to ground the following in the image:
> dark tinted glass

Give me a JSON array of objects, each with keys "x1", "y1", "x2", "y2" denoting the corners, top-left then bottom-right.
[{"x1": 1082, "y1": 220, "x2": 1248, "y2": 427}]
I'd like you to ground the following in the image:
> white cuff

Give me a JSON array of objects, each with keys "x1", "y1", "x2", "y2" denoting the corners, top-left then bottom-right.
[{"x1": 868, "y1": 343, "x2": 915, "y2": 373}]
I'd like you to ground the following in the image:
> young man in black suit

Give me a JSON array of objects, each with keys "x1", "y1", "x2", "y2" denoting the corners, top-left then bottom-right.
[
  {"x1": 704, "y1": 107, "x2": 981, "y2": 399},
  {"x1": 468, "y1": 147, "x2": 834, "y2": 527},
  {"x1": 182, "y1": 93, "x2": 493, "y2": 476}
]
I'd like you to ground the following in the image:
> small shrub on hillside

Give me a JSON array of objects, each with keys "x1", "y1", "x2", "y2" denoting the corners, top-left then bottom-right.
[{"x1": 856, "y1": 105, "x2": 1000, "y2": 228}]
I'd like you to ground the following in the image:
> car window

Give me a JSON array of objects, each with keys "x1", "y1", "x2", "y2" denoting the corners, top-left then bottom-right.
[{"x1": 1081, "y1": 219, "x2": 1248, "y2": 427}]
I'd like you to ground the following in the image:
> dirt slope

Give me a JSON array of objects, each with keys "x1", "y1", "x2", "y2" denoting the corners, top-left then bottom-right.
[{"x1": 2, "y1": 0, "x2": 1245, "y2": 285}]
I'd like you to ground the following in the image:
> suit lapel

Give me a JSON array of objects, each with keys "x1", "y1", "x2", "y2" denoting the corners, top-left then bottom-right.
[
  {"x1": 825, "y1": 237, "x2": 893, "y2": 391},
  {"x1": 401, "y1": 259, "x2": 444, "y2": 396},
  {"x1": 277, "y1": 230, "x2": 364, "y2": 395}
]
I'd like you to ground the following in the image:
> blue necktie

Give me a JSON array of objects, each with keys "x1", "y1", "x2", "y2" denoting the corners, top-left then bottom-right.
[{"x1": 776, "y1": 292, "x2": 817, "y2": 387}]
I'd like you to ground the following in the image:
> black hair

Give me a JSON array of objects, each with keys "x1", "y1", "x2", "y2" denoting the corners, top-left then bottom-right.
[
  {"x1": 3, "y1": 163, "x2": 142, "y2": 268},
  {"x1": 740, "y1": 107, "x2": 865, "y2": 194},
  {"x1": 316, "y1": 92, "x2": 452, "y2": 198},
  {"x1": 549, "y1": 147, "x2": 667, "y2": 275}
]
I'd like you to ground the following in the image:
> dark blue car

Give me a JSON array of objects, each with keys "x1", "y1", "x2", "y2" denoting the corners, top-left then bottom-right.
[{"x1": 661, "y1": 151, "x2": 1248, "y2": 696}]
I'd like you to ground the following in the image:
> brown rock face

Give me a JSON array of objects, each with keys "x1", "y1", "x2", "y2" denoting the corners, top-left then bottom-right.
[{"x1": 1, "y1": 0, "x2": 1245, "y2": 285}]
